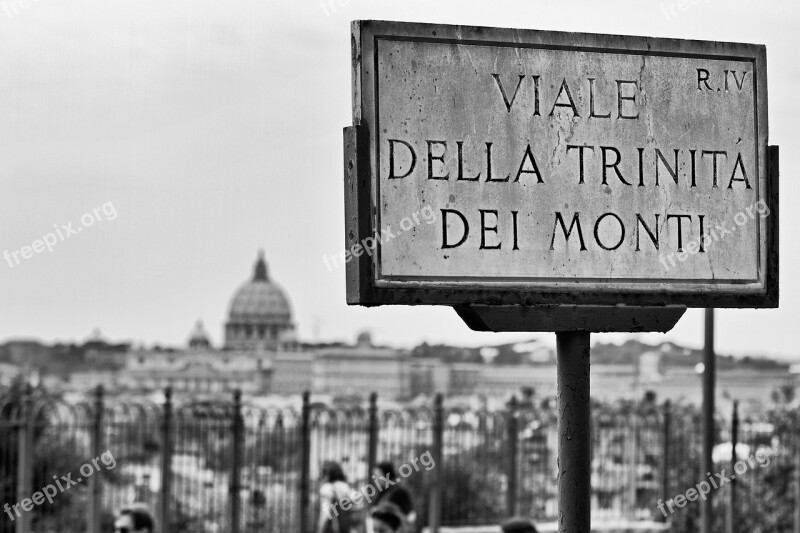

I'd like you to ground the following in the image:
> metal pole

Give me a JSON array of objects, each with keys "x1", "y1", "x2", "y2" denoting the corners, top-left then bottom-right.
[
  {"x1": 367, "y1": 392, "x2": 379, "y2": 480},
  {"x1": 16, "y1": 383, "x2": 33, "y2": 533},
  {"x1": 661, "y1": 400, "x2": 671, "y2": 523},
  {"x1": 428, "y1": 393, "x2": 444, "y2": 533},
  {"x1": 556, "y1": 331, "x2": 591, "y2": 533},
  {"x1": 507, "y1": 395, "x2": 519, "y2": 517},
  {"x1": 87, "y1": 385, "x2": 104, "y2": 533},
  {"x1": 628, "y1": 414, "x2": 638, "y2": 518},
  {"x1": 299, "y1": 391, "x2": 311, "y2": 533},
  {"x1": 727, "y1": 400, "x2": 738, "y2": 533},
  {"x1": 795, "y1": 423, "x2": 800, "y2": 533},
  {"x1": 159, "y1": 387, "x2": 173, "y2": 533},
  {"x1": 702, "y1": 308, "x2": 715, "y2": 533},
  {"x1": 229, "y1": 390, "x2": 243, "y2": 533}
]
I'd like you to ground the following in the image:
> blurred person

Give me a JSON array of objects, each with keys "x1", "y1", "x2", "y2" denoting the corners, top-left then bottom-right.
[
  {"x1": 318, "y1": 460, "x2": 355, "y2": 533},
  {"x1": 113, "y1": 506, "x2": 154, "y2": 533},
  {"x1": 500, "y1": 516, "x2": 538, "y2": 533},
  {"x1": 370, "y1": 461, "x2": 416, "y2": 532},
  {"x1": 370, "y1": 503, "x2": 405, "y2": 533}
]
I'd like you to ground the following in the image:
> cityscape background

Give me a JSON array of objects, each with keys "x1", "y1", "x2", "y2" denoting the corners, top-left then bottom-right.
[
  {"x1": 2, "y1": 250, "x2": 797, "y2": 531},
  {"x1": 2, "y1": 251, "x2": 797, "y2": 412}
]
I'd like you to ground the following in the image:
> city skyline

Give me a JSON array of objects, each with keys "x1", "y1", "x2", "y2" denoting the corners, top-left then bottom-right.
[{"x1": 1, "y1": 250, "x2": 795, "y2": 363}]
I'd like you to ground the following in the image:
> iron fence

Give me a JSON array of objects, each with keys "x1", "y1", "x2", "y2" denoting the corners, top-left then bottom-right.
[{"x1": 0, "y1": 383, "x2": 796, "y2": 533}]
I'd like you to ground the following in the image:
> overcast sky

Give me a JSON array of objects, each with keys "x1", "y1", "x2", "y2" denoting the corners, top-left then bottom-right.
[{"x1": 0, "y1": 0, "x2": 797, "y2": 359}]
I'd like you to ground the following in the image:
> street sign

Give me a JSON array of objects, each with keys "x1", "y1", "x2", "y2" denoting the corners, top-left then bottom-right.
[{"x1": 345, "y1": 21, "x2": 776, "y2": 308}]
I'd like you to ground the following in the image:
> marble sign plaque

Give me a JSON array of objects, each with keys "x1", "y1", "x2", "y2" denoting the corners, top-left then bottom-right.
[{"x1": 345, "y1": 21, "x2": 775, "y2": 308}]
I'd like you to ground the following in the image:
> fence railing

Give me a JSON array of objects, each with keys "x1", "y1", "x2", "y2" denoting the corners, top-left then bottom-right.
[{"x1": 0, "y1": 384, "x2": 795, "y2": 533}]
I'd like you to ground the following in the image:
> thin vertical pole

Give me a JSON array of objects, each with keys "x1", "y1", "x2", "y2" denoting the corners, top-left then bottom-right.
[
  {"x1": 661, "y1": 400, "x2": 671, "y2": 522},
  {"x1": 87, "y1": 385, "x2": 104, "y2": 533},
  {"x1": 229, "y1": 390, "x2": 243, "y2": 533},
  {"x1": 507, "y1": 395, "x2": 519, "y2": 517},
  {"x1": 299, "y1": 391, "x2": 311, "y2": 533},
  {"x1": 795, "y1": 422, "x2": 800, "y2": 533},
  {"x1": 727, "y1": 400, "x2": 738, "y2": 533},
  {"x1": 628, "y1": 414, "x2": 638, "y2": 518},
  {"x1": 702, "y1": 308, "x2": 715, "y2": 533},
  {"x1": 428, "y1": 394, "x2": 444, "y2": 533},
  {"x1": 367, "y1": 392, "x2": 379, "y2": 480},
  {"x1": 16, "y1": 383, "x2": 33, "y2": 533},
  {"x1": 556, "y1": 331, "x2": 591, "y2": 533},
  {"x1": 159, "y1": 387, "x2": 173, "y2": 533}
]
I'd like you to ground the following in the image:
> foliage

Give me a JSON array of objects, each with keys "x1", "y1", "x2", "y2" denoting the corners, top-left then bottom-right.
[
  {"x1": 398, "y1": 437, "x2": 507, "y2": 528},
  {"x1": 0, "y1": 378, "x2": 93, "y2": 532}
]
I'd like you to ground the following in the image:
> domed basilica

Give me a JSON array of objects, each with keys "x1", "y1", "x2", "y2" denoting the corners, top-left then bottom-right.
[
  {"x1": 124, "y1": 251, "x2": 409, "y2": 398},
  {"x1": 224, "y1": 251, "x2": 295, "y2": 351}
]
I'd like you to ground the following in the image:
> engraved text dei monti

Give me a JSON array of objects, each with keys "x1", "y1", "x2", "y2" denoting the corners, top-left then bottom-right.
[{"x1": 377, "y1": 42, "x2": 759, "y2": 281}]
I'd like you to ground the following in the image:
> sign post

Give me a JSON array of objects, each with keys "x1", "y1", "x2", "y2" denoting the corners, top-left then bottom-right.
[
  {"x1": 702, "y1": 308, "x2": 716, "y2": 533},
  {"x1": 556, "y1": 331, "x2": 591, "y2": 532},
  {"x1": 345, "y1": 20, "x2": 776, "y2": 532}
]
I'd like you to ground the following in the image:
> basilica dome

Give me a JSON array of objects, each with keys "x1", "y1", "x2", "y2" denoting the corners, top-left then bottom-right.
[{"x1": 224, "y1": 251, "x2": 294, "y2": 351}]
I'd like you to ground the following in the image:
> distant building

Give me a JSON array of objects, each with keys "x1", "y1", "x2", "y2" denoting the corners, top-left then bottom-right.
[
  {"x1": 447, "y1": 364, "x2": 556, "y2": 398},
  {"x1": 187, "y1": 321, "x2": 212, "y2": 350},
  {"x1": 123, "y1": 252, "x2": 296, "y2": 394},
  {"x1": 1, "y1": 339, "x2": 51, "y2": 367},
  {"x1": 82, "y1": 330, "x2": 130, "y2": 366},
  {"x1": 224, "y1": 251, "x2": 295, "y2": 351},
  {"x1": 312, "y1": 333, "x2": 409, "y2": 398},
  {"x1": 67, "y1": 369, "x2": 123, "y2": 391},
  {"x1": 121, "y1": 254, "x2": 412, "y2": 399},
  {"x1": 409, "y1": 358, "x2": 450, "y2": 398},
  {"x1": 7, "y1": 251, "x2": 794, "y2": 406},
  {"x1": 125, "y1": 346, "x2": 273, "y2": 394},
  {"x1": 270, "y1": 333, "x2": 410, "y2": 398},
  {"x1": 637, "y1": 351, "x2": 663, "y2": 383},
  {"x1": 271, "y1": 352, "x2": 315, "y2": 395}
]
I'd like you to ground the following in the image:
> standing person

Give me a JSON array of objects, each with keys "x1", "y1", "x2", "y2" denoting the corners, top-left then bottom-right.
[
  {"x1": 370, "y1": 461, "x2": 416, "y2": 532},
  {"x1": 113, "y1": 507, "x2": 155, "y2": 533},
  {"x1": 317, "y1": 460, "x2": 355, "y2": 533}
]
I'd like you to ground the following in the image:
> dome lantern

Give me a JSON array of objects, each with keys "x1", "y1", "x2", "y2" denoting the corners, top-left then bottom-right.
[{"x1": 253, "y1": 249, "x2": 268, "y2": 282}]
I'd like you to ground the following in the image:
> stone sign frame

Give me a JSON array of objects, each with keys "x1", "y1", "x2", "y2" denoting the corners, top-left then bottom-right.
[{"x1": 344, "y1": 20, "x2": 777, "y2": 308}]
